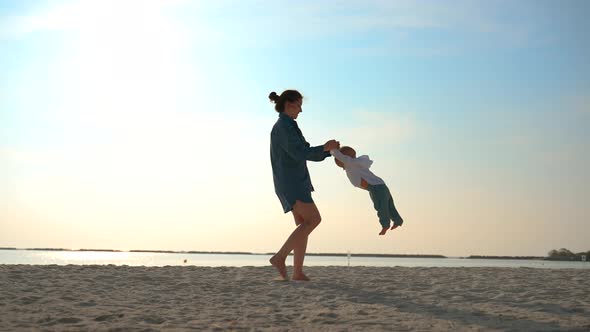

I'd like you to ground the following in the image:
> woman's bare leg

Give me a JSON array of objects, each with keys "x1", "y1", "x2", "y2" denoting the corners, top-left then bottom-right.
[
  {"x1": 291, "y1": 210, "x2": 308, "y2": 278},
  {"x1": 270, "y1": 201, "x2": 321, "y2": 280}
]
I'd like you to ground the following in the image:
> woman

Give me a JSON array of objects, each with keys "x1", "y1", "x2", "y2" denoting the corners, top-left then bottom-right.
[{"x1": 268, "y1": 90, "x2": 339, "y2": 281}]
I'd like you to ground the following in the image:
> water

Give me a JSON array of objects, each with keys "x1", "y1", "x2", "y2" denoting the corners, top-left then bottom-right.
[{"x1": 1, "y1": 250, "x2": 588, "y2": 269}]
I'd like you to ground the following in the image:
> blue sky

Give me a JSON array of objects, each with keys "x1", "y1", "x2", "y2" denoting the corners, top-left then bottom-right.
[{"x1": 1, "y1": 0, "x2": 589, "y2": 256}]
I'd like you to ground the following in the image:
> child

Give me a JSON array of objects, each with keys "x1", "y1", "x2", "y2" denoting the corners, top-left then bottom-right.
[{"x1": 330, "y1": 146, "x2": 404, "y2": 235}]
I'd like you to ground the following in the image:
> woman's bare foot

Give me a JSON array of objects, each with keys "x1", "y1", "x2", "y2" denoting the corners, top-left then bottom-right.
[
  {"x1": 291, "y1": 272, "x2": 310, "y2": 281},
  {"x1": 379, "y1": 227, "x2": 388, "y2": 235},
  {"x1": 269, "y1": 255, "x2": 288, "y2": 280}
]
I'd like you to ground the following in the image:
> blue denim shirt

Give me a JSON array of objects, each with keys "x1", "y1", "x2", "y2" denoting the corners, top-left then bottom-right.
[{"x1": 270, "y1": 112, "x2": 331, "y2": 210}]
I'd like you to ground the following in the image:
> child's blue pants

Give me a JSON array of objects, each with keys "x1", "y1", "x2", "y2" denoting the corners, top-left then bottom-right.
[{"x1": 367, "y1": 184, "x2": 404, "y2": 228}]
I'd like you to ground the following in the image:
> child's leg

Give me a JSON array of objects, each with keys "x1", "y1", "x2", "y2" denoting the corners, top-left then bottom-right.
[
  {"x1": 387, "y1": 192, "x2": 404, "y2": 227},
  {"x1": 368, "y1": 186, "x2": 392, "y2": 234}
]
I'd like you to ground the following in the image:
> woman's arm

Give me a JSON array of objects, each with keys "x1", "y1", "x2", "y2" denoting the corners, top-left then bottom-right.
[
  {"x1": 276, "y1": 123, "x2": 331, "y2": 162},
  {"x1": 305, "y1": 141, "x2": 331, "y2": 162}
]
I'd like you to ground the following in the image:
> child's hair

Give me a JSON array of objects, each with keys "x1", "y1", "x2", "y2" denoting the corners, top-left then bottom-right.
[
  {"x1": 268, "y1": 90, "x2": 303, "y2": 113},
  {"x1": 335, "y1": 146, "x2": 356, "y2": 168},
  {"x1": 340, "y1": 146, "x2": 356, "y2": 158}
]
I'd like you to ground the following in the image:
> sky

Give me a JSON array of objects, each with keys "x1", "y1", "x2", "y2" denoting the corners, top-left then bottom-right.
[{"x1": 1, "y1": 0, "x2": 589, "y2": 257}]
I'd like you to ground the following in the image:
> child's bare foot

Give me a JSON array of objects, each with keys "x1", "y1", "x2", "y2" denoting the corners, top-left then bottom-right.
[
  {"x1": 291, "y1": 272, "x2": 310, "y2": 281},
  {"x1": 269, "y1": 255, "x2": 288, "y2": 280},
  {"x1": 390, "y1": 224, "x2": 399, "y2": 230},
  {"x1": 379, "y1": 227, "x2": 388, "y2": 235}
]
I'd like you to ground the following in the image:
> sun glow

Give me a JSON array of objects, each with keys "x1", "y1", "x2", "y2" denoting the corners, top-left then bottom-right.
[{"x1": 42, "y1": 1, "x2": 215, "y2": 192}]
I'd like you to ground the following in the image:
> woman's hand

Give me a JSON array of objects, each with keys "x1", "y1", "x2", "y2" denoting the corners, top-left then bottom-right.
[{"x1": 323, "y1": 139, "x2": 340, "y2": 151}]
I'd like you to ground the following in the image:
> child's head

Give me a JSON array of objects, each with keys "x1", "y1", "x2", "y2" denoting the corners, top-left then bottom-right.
[{"x1": 335, "y1": 146, "x2": 356, "y2": 168}]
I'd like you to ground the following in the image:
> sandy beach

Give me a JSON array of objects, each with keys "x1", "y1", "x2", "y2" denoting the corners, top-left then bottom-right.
[{"x1": 0, "y1": 265, "x2": 588, "y2": 331}]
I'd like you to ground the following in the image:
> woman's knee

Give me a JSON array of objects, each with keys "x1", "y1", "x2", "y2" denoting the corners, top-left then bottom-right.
[
  {"x1": 307, "y1": 214, "x2": 321, "y2": 228},
  {"x1": 298, "y1": 214, "x2": 320, "y2": 231},
  {"x1": 293, "y1": 213, "x2": 305, "y2": 226},
  {"x1": 293, "y1": 201, "x2": 321, "y2": 227}
]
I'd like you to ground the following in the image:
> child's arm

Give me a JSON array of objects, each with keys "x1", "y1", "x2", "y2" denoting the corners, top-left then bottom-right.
[
  {"x1": 330, "y1": 149, "x2": 355, "y2": 166},
  {"x1": 330, "y1": 149, "x2": 374, "y2": 169}
]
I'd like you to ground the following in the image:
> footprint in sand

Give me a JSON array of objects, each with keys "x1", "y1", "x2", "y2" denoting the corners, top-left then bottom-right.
[
  {"x1": 77, "y1": 301, "x2": 97, "y2": 307},
  {"x1": 19, "y1": 295, "x2": 42, "y2": 305},
  {"x1": 94, "y1": 313, "x2": 124, "y2": 322},
  {"x1": 56, "y1": 317, "x2": 82, "y2": 324},
  {"x1": 142, "y1": 316, "x2": 166, "y2": 324}
]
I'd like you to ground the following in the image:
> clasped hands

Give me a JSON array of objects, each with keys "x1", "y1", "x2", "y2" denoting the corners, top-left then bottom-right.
[{"x1": 323, "y1": 139, "x2": 340, "y2": 152}]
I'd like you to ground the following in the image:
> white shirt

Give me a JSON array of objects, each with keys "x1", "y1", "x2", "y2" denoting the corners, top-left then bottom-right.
[{"x1": 330, "y1": 149, "x2": 385, "y2": 189}]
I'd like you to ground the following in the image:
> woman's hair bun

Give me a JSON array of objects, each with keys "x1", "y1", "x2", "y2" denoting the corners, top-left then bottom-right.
[{"x1": 268, "y1": 91, "x2": 279, "y2": 103}]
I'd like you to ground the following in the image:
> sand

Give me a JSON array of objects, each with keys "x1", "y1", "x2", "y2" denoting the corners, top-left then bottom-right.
[{"x1": 0, "y1": 265, "x2": 589, "y2": 331}]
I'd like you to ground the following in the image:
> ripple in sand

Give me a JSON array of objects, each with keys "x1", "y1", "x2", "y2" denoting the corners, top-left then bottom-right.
[
  {"x1": 142, "y1": 316, "x2": 166, "y2": 324},
  {"x1": 18, "y1": 295, "x2": 42, "y2": 305}
]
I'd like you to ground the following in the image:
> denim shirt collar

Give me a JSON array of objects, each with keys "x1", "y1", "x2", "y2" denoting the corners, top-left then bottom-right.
[
  {"x1": 278, "y1": 112, "x2": 296, "y2": 125},
  {"x1": 279, "y1": 112, "x2": 303, "y2": 138}
]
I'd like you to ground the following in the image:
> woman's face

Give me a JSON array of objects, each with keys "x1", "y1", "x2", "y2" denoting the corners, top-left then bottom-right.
[{"x1": 284, "y1": 98, "x2": 303, "y2": 119}]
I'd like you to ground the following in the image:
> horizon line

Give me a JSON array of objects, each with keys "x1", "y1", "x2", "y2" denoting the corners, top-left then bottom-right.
[{"x1": 1, "y1": 247, "x2": 557, "y2": 259}]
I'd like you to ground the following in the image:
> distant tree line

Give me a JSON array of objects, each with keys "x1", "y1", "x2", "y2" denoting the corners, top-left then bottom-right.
[{"x1": 546, "y1": 248, "x2": 590, "y2": 261}]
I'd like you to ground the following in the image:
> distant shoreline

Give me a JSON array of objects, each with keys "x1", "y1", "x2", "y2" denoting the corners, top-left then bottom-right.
[
  {"x1": 465, "y1": 255, "x2": 545, "y2": 260},
  {"x1": 2, "y1": 247, "x2": 586, "y2": 261},
  {"x1": 0, "y1": 247, "x2": 446, "y2": 259}
]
